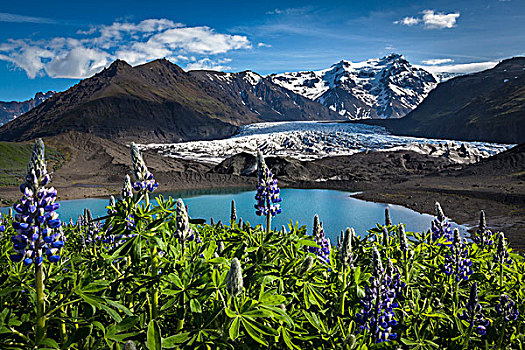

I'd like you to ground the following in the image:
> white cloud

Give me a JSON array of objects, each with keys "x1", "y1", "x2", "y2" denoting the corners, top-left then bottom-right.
[
  {"x1": 395, "y1": 10, "x2": 460, "y2": 29},
  {"x1": 0, "y1": 18, "x2": 251, "y2": 79},
  {"x1": 419, "y1": 61, "x2": 499, "y2": 74},
  {"x1": 257, "y1": 42, "x2": 272, "y2": 48},
  {"x1": 421, "y1": 58, "x2": 454, "y2": 65},
  {"x1": 185, "y1": 58, "x2": 232, "y2": 71},
  {"x1": 0, "y1": 12, "x2": 59, "y2": 24},
  {"x1": 395, "y1": 17, "x2": 420, "y2": 26}
]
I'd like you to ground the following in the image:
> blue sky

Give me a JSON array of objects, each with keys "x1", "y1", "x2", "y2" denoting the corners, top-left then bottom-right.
[{"x1": 0, "y1": 0, "x2": 523, "y2": 101}]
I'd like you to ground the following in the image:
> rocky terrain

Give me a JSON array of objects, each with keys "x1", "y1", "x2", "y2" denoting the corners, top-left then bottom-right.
[
  {"x1": 269, "y1": 53, "x2": 437, "y2": 119},
  {"x1": 364, "y1": 57, "x2": 525, "y2": 144},
  {"x1": 0, "y1": 59, "x2": 341, "y2": 144},
  {"x1": 0, "y1": 91, "x2": 54, "y2": 126}
]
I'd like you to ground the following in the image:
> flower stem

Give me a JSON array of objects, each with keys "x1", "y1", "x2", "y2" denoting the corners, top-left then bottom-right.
[
  {"x1": 340, "y1": 267, "x2": 347, "y2": 315},
  {"x1": 150, "y1": 245, "x2": 159, "y2": 320},
  {"x1": 266, "y1": 214, "x2": 271, "y2": 234},
  {"x1": 35, "y1": 260, "x2": 45, "y2": 344},
  {"x1": 499, "y1": 262, "x2": 503, "y2": 288}
]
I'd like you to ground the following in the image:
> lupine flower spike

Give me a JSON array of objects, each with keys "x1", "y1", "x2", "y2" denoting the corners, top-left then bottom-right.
[
  {"x1": 441, "y1": 229, "x2": 473, "y2": 282},
  {"x1": 340, "y1": 227, "x2": 354, "y2": 268},
  {"x1": 308, "y1": 215, "x2": 331, "y2": 264},
  {"x1": 472, "y1": 210, "x2": 493, "y2": 247},
  {"x1": 121, "y1": 175, "x2": 133, "y2": 199},
  {"x1": 230, "y1": 199, "x2": 237, "y2": 224},
  {"x1": 129, "y1": 142, "x2": 159, "y2": 200},
  {"x1": 431, "y1": 202, "x2": 453, "y2": 242},
  {"x1": 300, "y1": 255, "x2": 314, "y2": 274},
  {"x1": 10, "y1": 138, "x2": 63, "y2": 265},
  {"x1": 494, "y1": 232, "x2": 512, "y2": 287},
  {"x1": 356, "y1": 247, "x2": 398, "y2": 343},
  {"x1": 458, "y1": 282, "x2": 490, "y2": 339},
  {"x1": 226, "y1": 257, "x2": 243, "y2": 297},
  {"x1": 254, "y1": 151, "x2": 282, "y2": 233},
  {"x1": 399, "y1": 225, "x2": 408, "y2": 253},
  {"x1": 496, "y1": 295, "x2": 519, "y2": 323},
  {"x1": 384, "y1": 207, "x2": 392, "y2": 226},
  {"x1": 10, "y1": 138, "x2": 62, "y2": 343},
  {"x1": 175, "y1": 198, "x2": 191, "y2": 246}
]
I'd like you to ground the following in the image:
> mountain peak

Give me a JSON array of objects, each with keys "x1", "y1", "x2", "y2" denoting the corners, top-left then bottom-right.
[
  {"x1": 382, "y1": 53, "x2": 404, "y2": 61},
  {"x1": 139, "y1": 58, "x2": 185, "y2": 74},
  {"x1": 270, "y1": 54, "x2": 437, "y2": 119},
  {"x1": 102, "y1": 59, "x2": 132, "y2": 77}
]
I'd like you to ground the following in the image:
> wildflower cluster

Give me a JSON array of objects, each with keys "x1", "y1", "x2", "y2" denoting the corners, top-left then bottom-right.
[
  {"x1": 79, "y1": 208, "x2": 100, "y2": 247},
  {"x1": 254, "y1": 151, "x2": 282, "y2": 217},
  {"x1": 441, "y1": 229, "x2": 473, "y2": 282},
  {"x1": 495, "y1": 294, "x2": 519, "y2": 323},
  {"x1": 356, "y1": 247, "x2": 399, "y2": 343},
  {"x1": 130, "y1": 142, "x2": 159, "y2": 193},
  {"x1": 10, "y1": 139, "x2": 64, "y2": 265}
]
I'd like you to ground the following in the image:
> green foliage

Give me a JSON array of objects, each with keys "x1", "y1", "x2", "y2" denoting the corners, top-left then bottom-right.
[{"x1": 0, "y1": 195, "x2": 524, "y2": 349}]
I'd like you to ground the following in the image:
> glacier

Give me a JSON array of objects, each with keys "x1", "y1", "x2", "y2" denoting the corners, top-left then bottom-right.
[{"x1": 141, "y1": 121, "x2": 512, "y2": 165}]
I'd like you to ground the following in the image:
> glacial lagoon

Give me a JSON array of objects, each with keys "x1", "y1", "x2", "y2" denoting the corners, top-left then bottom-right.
[{"x1": 2, "y1": 188, "x2": 465, "y2": 242}]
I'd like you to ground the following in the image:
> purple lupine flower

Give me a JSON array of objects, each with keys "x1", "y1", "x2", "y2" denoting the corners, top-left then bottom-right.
[
  {"x1": 496, "y1": 295, "x2": 519, "y2": 323},
  {"x1": 0, "y1": 213, "x2": 5, "y2": 233},
  {"x1": 472, "y1": 210, "x2": 493, "y2": 247},
  {"x1": 431, "y1": 202, "x2": 453, "y2": 242},
  {"x1": 125, "y1": 215, "x2": 135, "y2": 231},
  {"x1": 307, "y1": 215, "x2": 331, "y2": 264},
  {"x1": 356, "y1": 247, "x2": 398, "y2": 343},
  {"x1": 254, "y1": 151, "x2": 282, "y2": 217},
  {"x1": 441, "y1": 229, "x2": 473, "y2": 282},
  {"x1": 458, "y1": 282, "x2": 490, "y2": 336},
  {"x1": 386, "y1": 259, "x2": 406, "y2": 300},
  {"x1": 130, "y1": 143, "x2": 159, "y2": 193},
  {"x1": 9, "y1": 139, "x2": 64, "y2": 266},
  {"x1": 493, "y1": 232, "x2": 512, "y2": 266},
  {"x1": 79, "y1": 208, "x2": 102, "y2": 247}
]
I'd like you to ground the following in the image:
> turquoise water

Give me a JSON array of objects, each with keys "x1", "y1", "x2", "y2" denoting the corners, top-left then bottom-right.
[{"x1": 1, "y1": 188, "x2": 463, "y2": 242}]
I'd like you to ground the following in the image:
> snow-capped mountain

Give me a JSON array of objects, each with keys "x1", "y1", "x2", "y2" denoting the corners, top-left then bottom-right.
[
  {"x1": 0, "y1": 91, "x2": 55, "y2": 126},
  {"x1": 269, "y1": 54, "x2": 438, "y2": 119}
]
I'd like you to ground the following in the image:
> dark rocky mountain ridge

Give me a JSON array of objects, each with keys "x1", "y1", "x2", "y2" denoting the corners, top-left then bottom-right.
[
  {"x1": 363, "y1": 57, "x2": 525, "y2": 144},
  {"x1": 0, "y1": 59, "x2": 341, "y2": 143},
  {"x1": 0, "y1": 91, "x2": 54, "y2": 126}
]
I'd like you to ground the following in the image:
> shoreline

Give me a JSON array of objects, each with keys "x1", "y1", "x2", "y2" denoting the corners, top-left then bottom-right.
[{"x1": 2, "y1": 177, "x2": 522, "y2": 250}]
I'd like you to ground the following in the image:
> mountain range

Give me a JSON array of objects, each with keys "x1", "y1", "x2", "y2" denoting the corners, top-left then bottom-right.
[
  {"x1": 0, "y1": 91, "x2": 54, "y2": 126},
  {"x1": 269, "y1": 53, "x2": 438, "y2": 119},
  {"x1": 0, "y1": 59, "x2": 341, "y2": 143},
  {"x1": 367, "y1": 57, "x2": 525, "y2": 144},
  {"x1": 0, "y1": 55, "x2": 523, "y2": 144}
]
